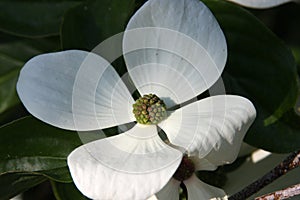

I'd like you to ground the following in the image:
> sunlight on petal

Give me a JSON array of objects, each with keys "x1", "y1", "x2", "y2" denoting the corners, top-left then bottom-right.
[
  {"x1": 251, "y1": 149, "x2": 271, "y2": 163},
  {"x1": 159, "y1": 95, "x2": 256, "y2": 163},
  {"x1": 185, "y1": 175, "x2": 227, "y2": 200},
  {"x1": 147, "y1": 195, "x2": 158, "y2": 200},
  {"x1": 67, "y1": 124, "x2": 182, "y2": 200},
  {"x1": 17, "y1": 50, "x2": 135, "y2": 131},
  {"x1": 227, "y1": 0, "x2": 295, "y2": 8},
  {"x1": 123, "y1": 0, "x2": 227, "y2": 107}
]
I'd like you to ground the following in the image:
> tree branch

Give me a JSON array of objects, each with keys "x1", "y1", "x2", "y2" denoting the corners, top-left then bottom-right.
[
  {"x1": 255, "y1": 183, "x2": 300, "y2": 200},
  {"x1": 228, "y1": 150, "x2": 300, "y2": 200}
]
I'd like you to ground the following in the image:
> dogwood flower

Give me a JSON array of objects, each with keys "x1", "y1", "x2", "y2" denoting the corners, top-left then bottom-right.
[
  {"x1": 16, "y1": 0, "x2": 256, "y2": 199},
  {"x1": 226, "y1": 0, "x2": 299, "y2": 9},
  {"x1": 150, "y1": 155, "x2": 228, "y2": 200}
]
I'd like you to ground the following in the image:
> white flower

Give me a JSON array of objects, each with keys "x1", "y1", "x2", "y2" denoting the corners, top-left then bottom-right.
[
  {"x1": 226, "y1": 0, "x2": 299, "y2": 9},
  {"x1": 150, "y1": 155, "x2": 228, "y2": 200},
  {"x1": 16, "y1": 0, "x2": 256, "y2": 199}
]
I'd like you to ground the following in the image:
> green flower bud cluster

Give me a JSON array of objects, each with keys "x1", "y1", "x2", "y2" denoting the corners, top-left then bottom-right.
[
  {"x1": 132, "y1": 94, "x2": 167, "y2": 125},
  {"x1": 173, "y1": 156, "x2": 195, "y2": 181}
]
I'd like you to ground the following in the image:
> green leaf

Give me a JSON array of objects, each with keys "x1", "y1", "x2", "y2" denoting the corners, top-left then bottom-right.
[
  {"x1": 51, "y1": 181, "x2": 89, "y2": 200},
  {"x1": 0, "y1": 1, "x2": 81, "y2": 37},
  {"x1": 61, "y1": 0, "x2": 135, "y2": 50},
  {"x1": 203, "y1": 0, "x2": 299, "y2": 152},
  {"x1": 0, "y1": 69, "x2": 19, "y2": 114},
  {"x1": 0, "y1": 34, "x2": 60, "y2": 120},
  {"x1": 0, "y1": 117, "x2": 83, "y2": 182},
  {"x1": 0, "y1": 172, "x2": 46, "y2": 199},
  {"x1": 0, "y1": 104, "x2": 27, "y2": 127},
  {"x1": 291, "y1": 46, "x2": 300, "y2": 72},
  {"x1": 42, "y1": 167, "x2": 73, "y2": 182},
  {"x1": 263, "y1": 109, "x2": 300, "y2": 151}
]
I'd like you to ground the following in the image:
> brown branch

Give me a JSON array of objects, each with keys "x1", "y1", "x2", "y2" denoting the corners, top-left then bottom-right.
[
  {"x1": 255, "y1": 183, "x2": 300, "y2": 200},
  {"x1": 228, "y1": 150, "x2": 300, "y2": 200}
]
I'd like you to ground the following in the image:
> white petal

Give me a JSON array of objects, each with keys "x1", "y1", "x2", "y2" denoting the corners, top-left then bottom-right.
[
  {"x1": 17, "y1": 50, "x2": 135, "y2": 131},
  {"x1": 226, "y1": 0, "x2": 295, "y2": 8},
  {"x1": 159, "y1": 95, "x2": 256, "y2": 162},
  {"x1": 67, "y1": 124, "x2": 182, "y2": 200},
  {"x1": 192, "y1": 157, "x2": 218, "y2": 171},
  {"x1": 151, "y1": 178, "x2": 180, "y2": 200},
  {"x1": 185, "y1": 175, "x2": 227, "y2": 200},
  {"x1": 123, "y1": 0, "x2": 227, "y2": 107},
  {"x1": 147, "y1": 196, "x2": 158, "y2": 200},
  {"x1": 251, "y1": 149, "x2": 272, "y2": 163}
]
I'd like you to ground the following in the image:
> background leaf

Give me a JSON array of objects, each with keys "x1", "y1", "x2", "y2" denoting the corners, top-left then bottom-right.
[
  {"x1": 51, "y1": 181, "x2": 89, "y2": 200},
  {"x1": 61, "y1": 0, "x2": 135, "y2": 50},
  {"x1": 0, "y1": 172, "x2": 46, "y2": 199},
  {"x1": 0, "y1": 34, "x2": 60, "y2": 125},
  {"x1": 203, "y1": 0, "x2": 300, "y2": 152},
  {"x1": 0, "y1": 1, "x2": 81, "y2": 37},
  {"x1": 0, "y1": 117, "x2": 82, "y2": 183}
]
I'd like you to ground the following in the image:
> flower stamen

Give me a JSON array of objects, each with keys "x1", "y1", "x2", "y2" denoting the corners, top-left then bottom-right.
[{"x1": 132, "y1": 94, "x2": 167, "y2": 125}]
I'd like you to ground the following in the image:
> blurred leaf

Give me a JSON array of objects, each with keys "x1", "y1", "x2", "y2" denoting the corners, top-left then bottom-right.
[
  {"x1": 291, "y1": 47, "x2": 300, "y2": 73},
  {"x1": 0, "y1": 117, "x2": 82, "y2": 182},
  {"x1": 203, "y1": 0, "x2": 300, "y2": 152},
  {"x1": 0, "y1": 1, "x2": 81, "y2": 37},
  {"x1": 0, "y1": 34, "x2": 60, "y2": 67},
  {"x1": 0, "y1": 172, "x2": 46, "y2": 199},
  {"x1": 0, "y1": 69, "x2": 19, "y2": 114},
  {"x1": 0, "y1": 34, "x2": 60, "y2": 119},
  {"x1": 61, "y1": 0, "x2": 135, "y2": 50},
  {"x1": 0, "y1": 105, "x2": 27, "y2": 126},
  {"x1": 51, "y1": 181, "x2": 89, "y2": 200},
  {"x1": 252, "y1": 4, "x2": 300, "y2": 49},
  {"x1": 42, "y1": 167, "x2": 73, "y2": 182},
  {"x1": 266, "y1": 109, "x2": 300, "y2": 149}
]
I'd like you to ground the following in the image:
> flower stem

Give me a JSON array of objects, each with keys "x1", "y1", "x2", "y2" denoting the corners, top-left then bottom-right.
[{"x1": 228, "y1": 150, "x2": 300, "y2": 200}]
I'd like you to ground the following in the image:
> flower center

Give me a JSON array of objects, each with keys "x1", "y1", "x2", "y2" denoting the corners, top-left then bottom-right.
[
  {"x1": 173, "y1": 156, "x2": 195, "y2": 181},
  {"x1": 132, "y1": 94, "x2": 167, "y2": 125}
]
